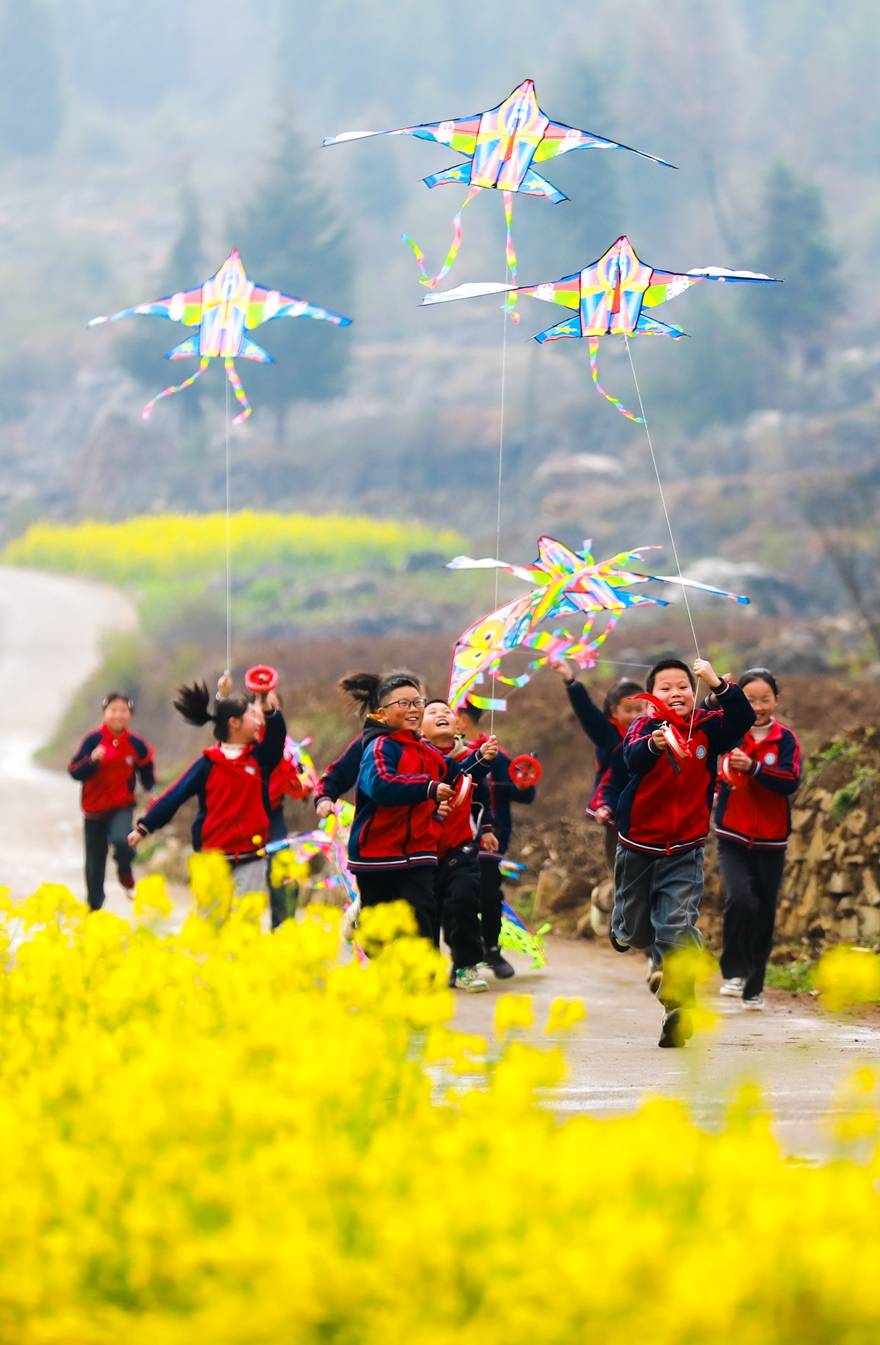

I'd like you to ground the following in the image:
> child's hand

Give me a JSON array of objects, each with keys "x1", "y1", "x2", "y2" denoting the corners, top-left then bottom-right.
[
  {"x1": 435, "y1": 783, "x2": 454, "y2": 803},
  {"x1": 127, "y1": 830, "x2": 142, "y2": 849},
  {"x1": 217, "y1": 670, "x2": 233, "y2": 699},
  {"x1": 315, "y1": 798, "x2": 334, "y2": 820},
  {"x1": 693, "y1": 657, "x2": 723, "y2": 690},
  {"x1": 729, "y1": 747, "x2": 752, "y2": 773},
  {"x1": 481, "y1": 832, "x2": 500, "y2": 854},
  {"x1": 262, "y1": 690, "x2": 281, "y2": 713},
  {"x1": 594, "y1": 805, "x2": 612, "y2": 826},
  {"x1": 436, "y1": 799, "x2": 452, "y2": 820},
  {"x1": 550, "y1": 659, "x2": 575, "y2": 685},
  {"x1": 91, "y1": 744, "x2": 106, "y2": 762},
  {"x1": 650, "y1": 728, "x2": 669, "y2": 752},
  {"x1": 479, "y1": 735, "x2": 499, "y2": 762}
]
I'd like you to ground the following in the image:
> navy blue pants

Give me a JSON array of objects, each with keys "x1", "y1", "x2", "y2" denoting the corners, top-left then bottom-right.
[{"x1": 718, "y1": 840, "x2": 787, "y2": 998}]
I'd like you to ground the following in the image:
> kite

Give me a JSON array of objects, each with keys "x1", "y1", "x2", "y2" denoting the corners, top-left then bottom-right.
[
  {"x1": 499, "y1": 899, "x2": 550, "y2": 970},
  {"x1": 423, "y1": 234, "x2": 778, "y2": 420},
  {"x1": 447, "y1": 535, "x2": 750, "y2": 712},
  {"x1": 324, "y1": 81, "x2": 673, "y2": 310},
  {"x1": 89, "y1": 248, "x2": 352, "y2": 422}
]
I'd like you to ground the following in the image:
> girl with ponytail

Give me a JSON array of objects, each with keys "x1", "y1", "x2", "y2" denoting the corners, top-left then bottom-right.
[{"x1": 127, "y1": 676, "x2": 286, "y2": 898}]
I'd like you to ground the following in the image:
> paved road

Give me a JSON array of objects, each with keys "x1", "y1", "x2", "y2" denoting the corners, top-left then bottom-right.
[
  {"x1": 0, "y1": 565, "x2": 137, "y2": 905},
  {"x1": 455, "y1": 938, "x2": 880, "y2": 1157}
]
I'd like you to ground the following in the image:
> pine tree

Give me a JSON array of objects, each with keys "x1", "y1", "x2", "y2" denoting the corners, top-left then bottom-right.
[
  {"x1": 233, "y1": 122, "x2": 354, "y2": 441},
  {"x1": 0, "y1": 0, "x2": 63, "y2": 156}
]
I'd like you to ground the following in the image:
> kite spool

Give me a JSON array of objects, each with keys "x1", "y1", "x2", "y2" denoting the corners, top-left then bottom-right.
[
  {"x1": 719, "y1": 754, "x2": 740, "y2": 788},
  {"x1": 244, "y1": 665, "x2": 278, "y2": 695},
  {"x1": 450, "y1": 773, "x2": 474, "y2": 809},
  {"x1": 660, "y1": 722, "x2": 689, "y2": 762},
  {"x1": 509, "y1": 754, "x2": 542, "y2": 788}
]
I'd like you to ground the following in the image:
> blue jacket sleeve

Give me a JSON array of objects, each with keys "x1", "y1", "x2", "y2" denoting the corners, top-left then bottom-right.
[
  {"x1": 474, "y1": 775, "x2": 495, "y2": 834},
  {"x1": 492, "y1": 751, "x2": 537, "y2": 805},
  {"x1": 137, "y1": 757, "x2": 210, "y2": 834},
  {"x1": 316, "y1": 737, "x2": 362, "y2": 805},
  {"x1": 359, "y1": 738, "x2": 439, "y2": 806},
  {"x1": 623, "y1": 717, "x2": 662, "y2": 775},
  {"x1": 702, "y1": 682, "x2": 756, "y2": 754},
  {"x1": 130, "y1": 735, "x2": 156, "y2": 792},
  {"x1": 254, "y1": 709, "x2": 286, "y2": 774},
  {"x1": 445, "y1": 747, "x2": 492, "y2": 783},
  {"x1": 68, "y1": 732, "x2": 101, "y2": 781},
  {"x1": 566, "y1": 681, "x2": 619, "y2": 753},
  {"x1": 753, "y1": 729, "x2": 802, "y2": 797}
]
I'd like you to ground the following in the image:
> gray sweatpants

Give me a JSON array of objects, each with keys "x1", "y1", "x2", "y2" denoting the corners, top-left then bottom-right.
[{"x1": 611, "y1": 844, "x2": 704, "y2": 966}]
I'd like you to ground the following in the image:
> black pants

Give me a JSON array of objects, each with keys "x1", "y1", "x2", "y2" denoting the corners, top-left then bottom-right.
[
  {"x1": 437, "y1": 846, "x2": 484, "y2": 970},
  {"x1": 84, "y1": 808, "x2": 134, "y2": 911},
  {"x1": 479, "y1": 856, "x2": 504, "y2": 949},
  {"x1": 267, "y1": 807, "x2": 294, "y2": 930},
  {"x1": 718, "y1": 839, "x2": 787, "y2": 998},
  {"x1": 355, "y1": 866, "x2": 438, "y2": 942}
]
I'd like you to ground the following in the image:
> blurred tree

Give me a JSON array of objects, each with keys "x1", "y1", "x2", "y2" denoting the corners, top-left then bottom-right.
[
  {"x1": 58, "y1": 0, "x2": 191, "y2": 112},
  {"x1": 117, "y1": 187, "x2": 208, "y2": 421},
  {"x1": 234, "y1": 121, "x2": 354, "y2": 442},
  {"x1": 0, "y1": 0, "x2": 63, "y2": 155},
  {"x1": 749, "y1": 162, "x2": 838, "y2": 367}
]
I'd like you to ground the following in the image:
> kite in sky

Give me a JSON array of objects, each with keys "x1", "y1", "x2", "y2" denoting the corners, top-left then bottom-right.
[
  {"x1": 424, "y1": 234, "x2": 778, "y2": 420},
  {"x1": 90, "y1": 248, "x2": 352, "y2": 422},
  {"x1": 324, "y1": 81, "x2": 673, "y2": 306},
  {"x1": 447, "y1": 535, "x2": 750, "y2": 711}
]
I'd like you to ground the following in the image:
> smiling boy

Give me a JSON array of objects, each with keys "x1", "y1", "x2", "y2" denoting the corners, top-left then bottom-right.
[{"x1": 611, "y1": 656, "x2": 755, "y2": 1048}]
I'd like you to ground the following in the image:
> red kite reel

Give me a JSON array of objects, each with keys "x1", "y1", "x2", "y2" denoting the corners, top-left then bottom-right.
[
  {"x1": 509, "y1": 754, "x2": 542, "y2": 788},
  {"x1": 244, "y1": 665, "x2": 279, "y2": 694}
]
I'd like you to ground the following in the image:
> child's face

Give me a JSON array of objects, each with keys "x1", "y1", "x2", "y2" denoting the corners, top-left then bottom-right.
[
  {"x1": 613, "y1": 697, "x2": 645, "y2": 729},
  {"x1": 421, "y1": 702, "x2": 455, "y2": 750},
  {"x1": 650, "y1": 669, "x2": 694, "y2": 718},
  {"x1": 230, "y1": 701, "x2": 264, "y2": 745},
  {"x1": 103, "y1": 699, "x2": 132, "y2": 733},
  {"x1": 743, "y1": 678, "x2": 777, "y2": 726},
  {"x1": 377, "y1": 686, "x2": 425, "y2": 733},
  {"x1": 454, "y1": 711, "x2": 478, "y2": 738}
]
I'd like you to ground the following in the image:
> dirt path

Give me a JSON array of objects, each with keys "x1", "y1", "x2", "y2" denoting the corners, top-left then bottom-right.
[
  {"x1": 0, "y1": 565, "x2": 138, "y2": 904},
  {"x1": 455, "y1": 938, "x2": 880, "y2": 1157}
]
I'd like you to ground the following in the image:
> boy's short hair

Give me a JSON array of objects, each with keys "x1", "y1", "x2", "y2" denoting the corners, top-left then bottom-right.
[
  {"x1": 424, "y1": 697, "x2": 451, "y2": 711},
  {"x1": 458, "y1": 700, "x2": 483, "y2": 723},
  {"x1": 646, "y1": 658, "x2": 695, "y2": 694}
]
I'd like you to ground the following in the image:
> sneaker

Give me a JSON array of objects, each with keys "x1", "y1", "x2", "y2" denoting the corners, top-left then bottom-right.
[
  {"x1": 658, "y1": 1007, "x2": 694, "y2": 1048},
  {"x1": 484, "y1": 945, "x2": 515, "y2": 979},
  {"x1": 118, "y1": 872, "x2": 135, "y2": 899},
  {"x1": 647, "y1": 968, "x2": 663, "y2": 997},
  {"x1": 341, "y1": 897, "x2": 361, "y2": 943},
  {"x1": 743, "y1": 993, "x2": 765, "y2": 1011},
  {"x1": 719, "y1": 977, "x2": 745, "y2": 998},
  {"x1": 609, "y1": 929, "x2": 630, "y2": 954},
  {"x1": 454, "y1": 966, "x2": 489, "y2": 993}
]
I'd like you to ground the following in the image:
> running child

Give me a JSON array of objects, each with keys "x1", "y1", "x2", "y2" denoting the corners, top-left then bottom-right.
[
  {"x1": 342, "y1": 672, "x2": 497, "y2": 942},
  {"x1": 421, "y1": 698, "x2": 493, "y2": 992},
  {"x1": 611, "y1": 656, "x2": 755, "y2": 1048},
  {"x1": 454, "y1": 699, "x2": 536, "y2": 979},
  {"x1": 714, "y1": 668, "x2": 801, "y2": 1009},
  {"x1": 68, "y1": 692, "x2": 156, "y2": 910},
  {"x1": 128, "y1": 679, "x2": 285, "y2": 899},
  {"x1": 551, "y1": 662, "x2": 644, "y2": 870}
]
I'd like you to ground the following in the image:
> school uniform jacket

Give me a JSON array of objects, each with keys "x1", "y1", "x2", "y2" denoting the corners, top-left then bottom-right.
[
  {"x1": 135, "y1": 710, "x2": 285, "y2": 859},
  {"x1": 438, "y1": 758, "x2": 494, "y2": 862},
  {"x1": 68, "y1": 726, "x2": 155, "y2": 816},
  {"x1": 465, "y1": 736, "x2": 536, "y2": 854},
  {"x1": 714, "y1": 721, "x2": 801, "y2": 849},
  {"x1": 565, "y1": 681, "x2": 626, "y2": 818},
  {"x1": 616, "y1": 682, "x2": 755, "y2": 857},
  {"x1": 348, "y1": 721, "x2": 488, "y2": 872},
  {"x1": 314, "y1": 736, "x2": 362, "y2": 807}
]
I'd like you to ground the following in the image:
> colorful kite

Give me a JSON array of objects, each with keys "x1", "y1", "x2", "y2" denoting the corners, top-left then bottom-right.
[
  {"x1": 324, "y1": 81, "x2": 673, "y2": 309},
  {"x1": 89, "y1": 248, "x2": 352, "y2": 422},
  {"x1": 424, "y1": 234, "x2": 778, "y2": 420},
  {"x1": 447, "y1": 535, "x2": 750, "y2": 711},
  {"x1": 500, "y1": 899, "x2": 550, "y2": 970}
]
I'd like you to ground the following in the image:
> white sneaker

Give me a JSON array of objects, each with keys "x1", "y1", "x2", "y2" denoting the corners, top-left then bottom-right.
[
  {"x1": 341, "y1": 897, "x2": 361, "y2": 943},
  {"x1": 743, "y1": 993, "x2": 765, "y2": 1010},
  {"x1": 719, "y1": 977, "x2": 745, "y2": 997},
  {"x1": 454, "y1": 966, "x2": 489, "y2": 993}
]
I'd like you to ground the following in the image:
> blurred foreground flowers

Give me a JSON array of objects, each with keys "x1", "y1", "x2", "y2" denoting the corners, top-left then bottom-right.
[{"x1": 1, "y1": 869, "x2": 880, "y2": 1344}]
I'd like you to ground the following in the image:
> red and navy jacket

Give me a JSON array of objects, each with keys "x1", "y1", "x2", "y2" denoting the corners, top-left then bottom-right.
[
  {"x1": 465, "y1": 735, "x2": 536, "y2": 854},
  {"x1": 348, "y1": 720, "x2": 488, "y2": 872},
  {"x1": 438, "y1": 756, "x2": 494, "y2": 862},
  {"x1": 714, "y1": 721, "x2": 801, "y2": 849},
  {"x1": 135, "y1": 710, "x2": 285, "y2": 860},
  {"x1": 616, "y1": 682, "x2": 755, "y2": 856},
  {"x1": 565, "y1": 680, "x2": 627, "y2": 820},
  {"x1": 68, "y1": 727, "x2": 155, "y2": 816},
  {"x1": 314, "y1": 735, "x2": 362, "y2": 808}
]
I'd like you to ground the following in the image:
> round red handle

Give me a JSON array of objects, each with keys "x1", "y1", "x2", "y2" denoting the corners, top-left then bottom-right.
[
  {"x1": 509, "y1": 754, "x2": 542, "y2": 788},
  {"x1": 244, "y1": 665, "x2": 279, "y2": 694}
]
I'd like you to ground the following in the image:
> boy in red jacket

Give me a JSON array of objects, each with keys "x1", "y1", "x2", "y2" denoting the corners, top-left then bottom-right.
[
  {"x1": 612, "y1": 656, "x2": 755, "y2": 1048},
  {"x1": 68, "y1": 692, "x2": 156, "y2": 910}
]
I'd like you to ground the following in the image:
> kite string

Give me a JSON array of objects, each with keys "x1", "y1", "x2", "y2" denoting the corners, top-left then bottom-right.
[
  {"x1": 225, "y1": 375, "x2": 232, "y2": 675},
  {"x1": 489, "y1": 247, "x2": 513, "y2": 736},
  {"x1": 622, "y1": 333, "x2": 703, "y2": 739}
]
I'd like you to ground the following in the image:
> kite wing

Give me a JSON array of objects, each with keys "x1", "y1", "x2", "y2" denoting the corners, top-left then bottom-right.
[
  {"x1": 245, "y1": 286, "x2": 352, "y2": 329},
  {"x1": 323, "y1": 114, "x2": 481, "y2": 155},
  {"x1": 534, "y1": 119, "x2": 676, "y2": 170},
  {"x1": 423, "y1": 273, "x2": 581, "y2": 310},
  {"x1": 643, "y1": 266, "x2": 778, "y2": 309},
  {"x1": 89, "y1": 287, "x2": 204, "y2": 328}
]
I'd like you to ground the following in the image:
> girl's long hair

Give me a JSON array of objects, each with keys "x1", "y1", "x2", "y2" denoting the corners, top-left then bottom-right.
[
  {"x1": 338, "y1": 670, "x2": 422, "y2": 719},
  {"x1": 173, "y1": 681, "x2": 249, "y2": 742}
]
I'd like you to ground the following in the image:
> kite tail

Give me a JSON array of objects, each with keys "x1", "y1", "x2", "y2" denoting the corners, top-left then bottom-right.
[
  {"x1": 402, "y1": 186, "x2": 480, "y2": 289},
  {"x1": 467, "y1": 692, "x2": 508, "y2": 713},
  {"x1": 224, "y1": 358, "x2": 252, "y2": 423},
  {"x1": 142, "y1": 357, "x2": 210, "y2": 420},
  {"x1": 502, "y1": 190, "x2": 520, "y2": 324},
  {"x1": 588, "y1": 338, "x2": 644, "y2": 425}
]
